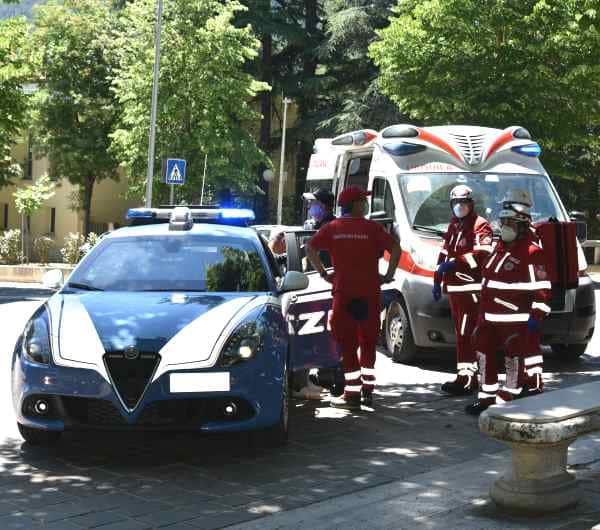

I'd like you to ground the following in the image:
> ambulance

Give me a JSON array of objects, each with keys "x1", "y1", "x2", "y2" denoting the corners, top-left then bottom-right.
[{"x1": 286, "y1": 124, "x2": 595, "y2": 366}]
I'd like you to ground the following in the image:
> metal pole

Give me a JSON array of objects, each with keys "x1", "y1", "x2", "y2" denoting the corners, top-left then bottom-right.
[
  {"x1": 169, "y1": 183, "x2": 174, "y2": 205},
  {"x1": 200, "y1": 153, "x2": 208, "y2": 205},
  {"x1": 145, "y1": 0, "x2": 164, "y2": 208},
  {"x1": 277, "y1": 97, "x2": 291, "y2": 225}
]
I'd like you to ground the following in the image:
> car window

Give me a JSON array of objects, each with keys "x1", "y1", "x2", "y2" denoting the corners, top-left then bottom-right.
[{"x1": 68, "y1": 235, "x2": 269, "y2": 292}]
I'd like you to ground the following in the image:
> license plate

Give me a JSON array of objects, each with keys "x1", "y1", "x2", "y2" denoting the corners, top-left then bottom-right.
[{"x1": 169, "y1": 372, "x2": 230, "y2": 393}]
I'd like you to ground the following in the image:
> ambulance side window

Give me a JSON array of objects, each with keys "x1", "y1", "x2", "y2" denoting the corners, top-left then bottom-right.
[
  {"x1": 384, "y1": 182, "x2": 396, "y2": 218},
  {"x1": 345, "y1": 157, "x2": 371, "y2": 190},
  {"x1": 372, "y1": 178, "x2": 386, "y2": 214}
]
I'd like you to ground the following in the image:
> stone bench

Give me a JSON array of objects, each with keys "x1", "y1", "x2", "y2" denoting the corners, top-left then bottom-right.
[{"x1": 479, "y1": 381, "x2": 600, "y2": 514}]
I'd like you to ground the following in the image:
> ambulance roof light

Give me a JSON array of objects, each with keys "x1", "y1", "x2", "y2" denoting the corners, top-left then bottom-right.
[
  {"x1": 381, "y1": 124, "x2": 419, "y2": 139},
  {"x1": 511, "y1": 143, "x2": 542, "y2": 157},
  {"x1": 331, "y1": 129, "x2": 378, "y2": 147},
  {"x1": 513, "y1": 127, "x2": 532, "y2": 140},
  {"x1": 382, "y1": 142, "x2": 427, "y2": 157}
]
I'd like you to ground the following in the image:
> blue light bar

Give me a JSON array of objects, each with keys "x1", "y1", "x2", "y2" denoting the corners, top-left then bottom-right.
[
  {"x1": 220, "y1": 208, "x2": 256, "y2": 221},
  {"x1": 382, "y1": 142, "x2": 427, "y2": 157},
  {"x1": 127, "y1": 208, "x2": 155, "y2": 219},
  {"x1": 511, "y1": 143, "x2": 542, "y2": 157}
]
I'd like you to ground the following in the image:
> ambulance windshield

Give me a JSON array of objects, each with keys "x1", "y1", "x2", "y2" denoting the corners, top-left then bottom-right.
[{"x1": 399, "y1": 173, "x2": 564, "y2": 235}]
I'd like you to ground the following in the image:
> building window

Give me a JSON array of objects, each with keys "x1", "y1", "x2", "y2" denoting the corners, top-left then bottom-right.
[
  {"x1": 3, "y1": 203, "x2": 7, "y2": 230},
  {"x1": 50, "y1": 208, "x2": 56, "y2": 235}
]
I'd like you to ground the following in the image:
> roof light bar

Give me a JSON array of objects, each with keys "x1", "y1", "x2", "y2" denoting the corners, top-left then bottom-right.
[
  {"x1": 126, "y1": 206, "x2": 256, "y2": 225},
  {"x1": 381, "y1": 124, "x2": 419, "y2": 139},
  {"x1": 511, "y1": 143, "x2": 542, "y2": 157},
  {"x1": 331, "y1": 129, "x2": 378, "y2": 147},
  {"x1": 220, "y1": 208, "x2": 255, "y2": 221}
]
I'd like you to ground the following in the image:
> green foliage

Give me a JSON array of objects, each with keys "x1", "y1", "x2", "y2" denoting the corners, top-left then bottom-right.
[
  {"x1": 13, "y1": 174, "x2": 55, "y2": 216},
  {"x1": 0, "y1": 16, "x2": 31, "y2": 186},
  {"x1": 371, "y1": 0, "x2": 600, "y2": 177},
  {"x1": 33, "y1": 235, "x2": 53, "y2": 264},
  {"x1": 111, "y1": 0, "x2": 269, "y2": 203},
  {"x1": 205, "y1": 247, "x2": 268, "y2": 292},
  {"x1": 60, "y1": 231, "x2": 98, "y2": 264},
  {"x1": 0, "y1": 229, "x2": 24, "y2": 264},
  {"x1": 31, "y1": 0, "x2": 121, "y2": 234}
]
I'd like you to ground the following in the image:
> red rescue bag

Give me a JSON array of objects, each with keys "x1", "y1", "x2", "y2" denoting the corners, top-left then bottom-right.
[{"x1": 534, "y1": 221, "x2": 578, "y2": 289}]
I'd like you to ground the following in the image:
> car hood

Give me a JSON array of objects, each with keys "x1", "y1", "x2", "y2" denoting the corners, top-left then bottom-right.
[{"x1": 46, "y1": 291, "x2": 265, "y2": 383}]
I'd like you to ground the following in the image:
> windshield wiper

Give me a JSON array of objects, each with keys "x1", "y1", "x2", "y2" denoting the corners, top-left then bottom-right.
[
  {"x1": 412, "y1": 224, "x2": 446, "y2": 237},
  {"x1": 140, "y1": 288, "x2": 206, "y2": 292},
  {"x1": 66, "y1": 282, "x2": 104, "y2": 291}
]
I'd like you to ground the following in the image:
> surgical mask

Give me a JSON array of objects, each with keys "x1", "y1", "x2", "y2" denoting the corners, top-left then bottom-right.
[
  {"x1": 453, "y1": 203, "x2": 469, "y2": 218},
  {"x1": 309, "y1": 203, "x2": 325, "y2": 221},
  {"x1": 500, "y1": 225, "x2": 517, "y2": 243}
]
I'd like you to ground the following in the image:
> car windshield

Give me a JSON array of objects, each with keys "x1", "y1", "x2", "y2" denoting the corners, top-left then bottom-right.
[
  {"x1": 398, "y1": 173, "x2": 564, "y2": 234},
  {"x1": 67, "y1": 235, "x2": 270, "y2": 292}
]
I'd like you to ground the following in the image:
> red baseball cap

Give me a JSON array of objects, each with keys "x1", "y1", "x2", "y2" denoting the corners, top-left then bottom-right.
[{"x1": 338, "y1": 186, "x2": 371, "y2": 208}]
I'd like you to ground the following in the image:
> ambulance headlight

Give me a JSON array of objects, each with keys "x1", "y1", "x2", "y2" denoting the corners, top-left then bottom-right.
[
  {"x1": 219, "y1": 312, "x2": 264, "y2": 368},
  {"x1": 22, "y1": 310, "x2": 52, "y2": 365}
]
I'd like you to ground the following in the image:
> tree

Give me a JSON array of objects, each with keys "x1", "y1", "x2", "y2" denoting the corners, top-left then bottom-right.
[
  {"x1": 111, "y1": 0, "x2": 269, "y2": 205},
  {"x1": 13, "y1": 174, "x2": 55, "y2": 261},
  {"x1": 370, "y1": 1, "x2": 600, "y2": 178},
  {"x1": 32, "y1": 0, "x2": 120, "y2": 235},
  {"x1": 319, "y1": 0, "x2": 406, "y2": 133},
  {"x1": 0, "y1": 15, "x2": 31, "y2": 186}
]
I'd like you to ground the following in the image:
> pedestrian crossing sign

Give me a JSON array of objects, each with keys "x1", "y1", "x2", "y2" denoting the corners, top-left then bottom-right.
[{"x1": 164, "y1": 158, "x2": 187, "y2": 185}]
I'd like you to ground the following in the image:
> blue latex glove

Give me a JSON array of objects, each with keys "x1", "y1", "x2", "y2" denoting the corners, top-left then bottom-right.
[
  {"x1": 437, "y1": 261, "x2": 456, "y2": 274},
  {"x1": 527, "y1": 317, "x2": 540, "y2": 332},
  {"x1": 432, "y1": 282, "x2": 442, "y2": 302}
]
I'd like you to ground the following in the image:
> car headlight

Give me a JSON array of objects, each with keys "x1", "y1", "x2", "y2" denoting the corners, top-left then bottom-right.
[
  {"x1": 219, "y1": 312, "x2": 264, "y2": 368},
  {"x1": 22, "y1": 310, "x2": 52, "y2": 365}
]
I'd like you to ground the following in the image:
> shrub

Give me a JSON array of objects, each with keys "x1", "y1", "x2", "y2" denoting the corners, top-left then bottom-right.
[
  {"x1": 60, "y1": 233, "x2": 85, "y2": 264},
  {"x1": 33, "y1": 236, "x2": 54, "y2": 264},
  {"x1": 0, "y1": 229, "x2": 24, "y2": 265}
]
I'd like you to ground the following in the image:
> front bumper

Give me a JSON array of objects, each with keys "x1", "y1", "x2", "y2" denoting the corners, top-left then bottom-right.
[
  {"x1": 12, "y1": 354, "x2": 284, "y2": 434},
  {"x1": 401, "y1": 273, "x2": 596, "y2": 349}
]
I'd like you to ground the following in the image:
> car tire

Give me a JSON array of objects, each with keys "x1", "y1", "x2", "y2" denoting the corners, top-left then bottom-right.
[
  {"x1": 550, "y1": 343, "x2": 587, "y2": 360},
  {"x1": 17, "y1": 423, "x2": 61, "y2": 445},
  {"x1": 249, "y1": 366, "x2": 289, "y2": 448},
  {"x1": 385, "y1": 300, "x2": 418, "y2": 364}
]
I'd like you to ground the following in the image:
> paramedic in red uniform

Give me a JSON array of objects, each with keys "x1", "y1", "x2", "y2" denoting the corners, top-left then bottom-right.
[
  {"x1": 466, "y1": 190, "x2": 551, "y2": 415},
  {"x1": 306, "y1": 186, "x2": 402, "y2": 410},
  {"x1": 433, "y1": 185, "x2": 493, "y2": 395}
]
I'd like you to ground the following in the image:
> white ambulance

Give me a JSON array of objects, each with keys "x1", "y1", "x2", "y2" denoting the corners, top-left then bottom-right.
[{"x1": 287, "y1": 124, "x2": 595, "y2": 366}]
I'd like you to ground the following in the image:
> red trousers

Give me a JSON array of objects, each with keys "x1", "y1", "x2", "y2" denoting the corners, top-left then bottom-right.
[
  {"x1": 475, "y1": 321, "x2": 543, "y2": 403},
  {"x1": 330, "y1": 293, "x2": 380, "y2": 396},
  {"x1": 448, "y1": 293, "x2": 478, "y2": 378}
]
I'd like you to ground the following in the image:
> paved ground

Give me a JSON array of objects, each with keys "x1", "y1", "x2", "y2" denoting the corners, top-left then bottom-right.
[{"x1": 1, "y1": 281, "x2": 600, "y2": 529}]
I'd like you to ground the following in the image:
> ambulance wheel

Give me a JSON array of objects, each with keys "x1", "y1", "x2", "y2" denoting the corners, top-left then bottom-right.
[
  {"x1": 551, "y1": 343, "x2": 587, "y2": 360},
  {"x1": 249, "y1": 366, "x2": 289, "y2": 448},
  {"x1": 17, "y1": 423, "x2": 61, "y2": 445},
  {"x1": 385, "y1": 300, "x2": 417, "y2": 364}
]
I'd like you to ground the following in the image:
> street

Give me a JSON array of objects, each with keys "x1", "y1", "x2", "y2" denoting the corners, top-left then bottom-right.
[{"x1": 1, "y1": 282, "x2": 600, "y2": 529}]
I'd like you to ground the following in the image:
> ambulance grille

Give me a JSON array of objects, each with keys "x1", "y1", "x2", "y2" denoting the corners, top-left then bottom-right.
[
  {"x1": 104, "y1": 351, "x2": 160, "y2": 411},
  {"x1": 449, "y1": 133, "x2": 486, "y2": 165}
]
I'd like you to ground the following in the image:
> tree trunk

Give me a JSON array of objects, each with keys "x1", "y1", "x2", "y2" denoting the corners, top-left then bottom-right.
[{"x1": 83, "y1": 176, "x2": 95, "y2": 236}]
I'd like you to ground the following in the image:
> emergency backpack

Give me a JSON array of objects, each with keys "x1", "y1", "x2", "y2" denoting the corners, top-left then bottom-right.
[{"x1": 534, "y1": 220, "x2": 579, "y2": 290}]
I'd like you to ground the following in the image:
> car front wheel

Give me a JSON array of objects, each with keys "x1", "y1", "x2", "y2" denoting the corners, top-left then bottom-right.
[
  {"x1": 385, "y1": 300, "x2": 417, "y2": 364},
  {"x1": 17, "y1": 423, "x2": 61, "y2": 445}
]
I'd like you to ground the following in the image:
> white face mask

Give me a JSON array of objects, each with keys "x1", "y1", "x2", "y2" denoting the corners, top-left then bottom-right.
[
  {"x1": 501, "y1": 225, "x2": 517, "y2": 243},
  {"x1": 453, "y1": 203, "x2": 469, "y2": 218}
]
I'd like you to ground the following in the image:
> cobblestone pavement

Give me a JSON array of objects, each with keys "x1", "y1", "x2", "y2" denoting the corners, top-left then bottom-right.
[{"x1": 1, "y1": 285, "x2": 599, "y2": 529}]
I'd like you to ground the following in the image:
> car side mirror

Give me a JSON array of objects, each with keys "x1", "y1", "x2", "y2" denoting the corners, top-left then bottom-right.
[
  {"x1": 279, "y1": 271, "x2": 309, "y2": 293},
  {"x1": 42, "y1": 269, "x2": 64, "y2": 290}
]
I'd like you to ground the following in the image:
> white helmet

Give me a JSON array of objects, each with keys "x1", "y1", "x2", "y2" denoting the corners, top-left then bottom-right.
[
  {"x1": 499, "y1": 208, "x2": 531, "y2": 223},
  {"x1": 500, "y1": 189, "x2": 532, "y2": 217},
  {"x1": 450, "y1": 185, "x2": 473, "y2": 201}
]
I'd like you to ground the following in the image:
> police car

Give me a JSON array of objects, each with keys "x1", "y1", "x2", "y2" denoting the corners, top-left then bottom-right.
[{"x1": 11, "y1": 206, "x2": 311, "y2": 446}]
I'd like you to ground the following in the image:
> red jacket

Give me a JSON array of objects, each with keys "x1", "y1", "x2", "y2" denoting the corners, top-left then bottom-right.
[
  {"x1": 480, "y1": 234, "x2": 552, "y2": 324},
  {"x1": 435, "y1": 213, "x2": 493, "y2": 294}
]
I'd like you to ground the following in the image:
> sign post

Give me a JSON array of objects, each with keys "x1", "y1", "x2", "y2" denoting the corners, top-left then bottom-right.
[{"x1": 163, "y1": 158, "x2": 187, "y2": 204}]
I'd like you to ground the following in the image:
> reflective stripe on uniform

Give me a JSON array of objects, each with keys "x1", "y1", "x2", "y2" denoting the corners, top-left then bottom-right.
[
  {"x1": 494, "y1": 252, "x2": 511, "y2": 273},
  {"x1": 486, "y1": 279, "x2": 552, "y2": 291},
  {"x1": 525, "y1": 355, "x2": 544, "y2": 366},
  {"x1": 344, "y1": 370, "x2": 361, "y2": 381},
  {"x1": 472, "y1": 294, "x2": 478, "y2": 303},
  {"x1": 479, "y1": 391, "x2": 496, "y2": 399},
  {"x1": 440, "y1": 248, "x2": 448, "y2": 255},
  {"x1": 485, "y1": 312, "x2": 529, "y2": 322},
  {"x1": 503, "y1": 386, "x2": 522, "y2": 395},
  {"x1": 454, "y1": 231, "x2": 463, "y2": 252},
  {"x1": 464, "y1": 253, "x2": 477, "y2": 269},
  {"x1": 532, "y1": 302, "x2": 551, "y2": 313},
  {"x1": 460, "y1": 314, "x2": 467, "y2": 336},
  {"x1": 526, "y1": 366, "x2": 543, "y2": 376},
  {"x1": 447, "y1": 283, "x2": 482, "y2": 292},
  {"x1": 361, "y1": 367, "x2": 376, "y2": 377},
  {"x1": 482, "y1": 383, "x2": 499, "y2": 392},
  {"x1": 529, "y1": 264, "x2": 536, "y2": 283},
  {"x1": 457, "y1": 362, "x2": 477, "y2": 371},
  {"x1": 493, "y1": 297, "x2": 519, "y2": 311},
  {"x1": 345, "y1": 385, "x2": 362, "y2": 393}
]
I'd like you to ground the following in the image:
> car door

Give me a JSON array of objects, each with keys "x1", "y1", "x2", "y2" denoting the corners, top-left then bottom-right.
[{"x1": 281, "y1": 231, "x2": 340, "y2": 371}]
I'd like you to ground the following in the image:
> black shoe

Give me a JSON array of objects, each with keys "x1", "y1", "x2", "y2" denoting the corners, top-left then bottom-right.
[
  {"x1": 361, "y1": 389, "x2": 373, "y2": 407},
  {"x1": 331, "y1": 394, "x2": 361, "y2": 410},
  {"x1": 310, "y1": 368, "x2": 345, "y2": 397},
  {"x1": 465, "y1": 399, "x2": 493, "y2": 416},
  {"x1": 518, "y1": 385, "x2": 543, "y2": 399},
  {"x1": 441, "y1": 380, "x2": 476, "y2": 396}
]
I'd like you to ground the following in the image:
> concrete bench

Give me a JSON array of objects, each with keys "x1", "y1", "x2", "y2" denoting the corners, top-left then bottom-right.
[{"x1": 479, "y1": 381, "x2": 600, "y2": 514}]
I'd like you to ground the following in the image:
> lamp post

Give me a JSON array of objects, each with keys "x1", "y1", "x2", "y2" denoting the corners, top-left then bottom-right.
[
  {"x1": 277, "y1": 96, "x2": 292, "y2": 225},
  {"x1": 145, "y1": 0, "x2": 164, "y2": 208}
]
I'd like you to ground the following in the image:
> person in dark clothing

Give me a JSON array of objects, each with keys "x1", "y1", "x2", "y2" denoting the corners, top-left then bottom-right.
[{"x1": 302, "y1": 188, "x2": 336, "y2": 230}]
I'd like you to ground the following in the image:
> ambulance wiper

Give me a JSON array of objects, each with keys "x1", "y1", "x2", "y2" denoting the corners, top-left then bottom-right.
[
  {"x1": 66, "y1": 282, "x2": 104, "y2": 291},
  {"x1": 412, "y1": 224, "x2": 446, "y2": 237}
]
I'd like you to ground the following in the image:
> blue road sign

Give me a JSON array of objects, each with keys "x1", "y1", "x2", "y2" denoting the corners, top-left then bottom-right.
[{"x1": 165, "y1": 158, "x2": 186, "y2": 185}]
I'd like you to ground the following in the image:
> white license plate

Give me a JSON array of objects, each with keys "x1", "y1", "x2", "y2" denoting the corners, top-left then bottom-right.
[{"x1": 169, "y1": 372, "x2": 230, "y2": 393}]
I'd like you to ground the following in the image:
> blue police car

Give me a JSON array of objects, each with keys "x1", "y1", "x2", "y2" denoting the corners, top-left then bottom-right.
[{"x1": 11, "y1": 206, "x2": 312, "y2": 446}]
